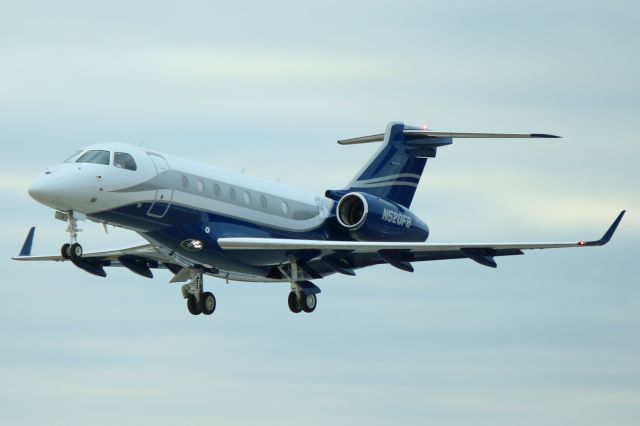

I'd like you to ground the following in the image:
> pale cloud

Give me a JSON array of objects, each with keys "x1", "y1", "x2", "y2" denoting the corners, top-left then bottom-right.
[
  {"x1": 142, "y1": 49, "x2": 401, "y2": 83},
  {"x1": 0, "y1": 176, "x2": 30, "y2": 193},
  {"x1": 422, "y1": 168, "x2": 638, "y2": 231}
]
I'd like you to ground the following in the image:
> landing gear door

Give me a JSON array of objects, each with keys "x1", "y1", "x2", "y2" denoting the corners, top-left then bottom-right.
[{"x1": 147, "y1": 153, "x2": 174, "y2": 218}]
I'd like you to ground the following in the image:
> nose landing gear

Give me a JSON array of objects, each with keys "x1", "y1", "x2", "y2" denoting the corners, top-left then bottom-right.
[
  {"x1": 59, "y1": 211, "x2": 84, "y2": 260},
  {"x1": 61, "y1": 242, "x2": 83, "y2": 260}
]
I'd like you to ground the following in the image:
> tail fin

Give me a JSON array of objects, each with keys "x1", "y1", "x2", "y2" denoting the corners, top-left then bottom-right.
[
  {"x1": 337, "y1": 122, "x2": 559, "y2": 208},
  {"x1": 341, "y1": 122, "x2": 449, "y2": 208}
]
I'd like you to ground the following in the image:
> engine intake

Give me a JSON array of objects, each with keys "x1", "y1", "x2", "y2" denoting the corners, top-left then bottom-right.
[
  {"x1": 335, "y1": 192, "x2": 429, "y2": 242},
  {"x1": 337, "y1": 192, "x2": 368, "y2": 230}
]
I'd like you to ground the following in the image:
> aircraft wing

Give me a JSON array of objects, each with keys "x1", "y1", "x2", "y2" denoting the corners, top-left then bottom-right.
[
  {"x1": 218, "y1": 211, "x2": 625, "y2": 271},
  {"x1": 12, "y1": 227, "x2": 177, "y2": 278}
]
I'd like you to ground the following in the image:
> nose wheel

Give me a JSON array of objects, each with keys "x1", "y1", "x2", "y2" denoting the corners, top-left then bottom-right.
[
  {"x1": 60, "y1": 211, "x2": 84, "y2": 260},
  {"x1": 61, "y1": 242, "x2": 83, "y2": 260}
]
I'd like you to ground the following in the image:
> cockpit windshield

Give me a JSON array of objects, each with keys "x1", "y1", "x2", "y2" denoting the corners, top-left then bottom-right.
[
  {"x1": 76, "y1": 150, "x2": 110, "y2": 165},
  {"x1": 63, "y1": 150, "x2": 83, "y2": 163}
]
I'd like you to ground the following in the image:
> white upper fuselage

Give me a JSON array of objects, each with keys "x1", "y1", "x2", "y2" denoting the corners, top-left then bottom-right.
[{"x1": 28, "y1": 143, "x2": 334, "y2": 234}]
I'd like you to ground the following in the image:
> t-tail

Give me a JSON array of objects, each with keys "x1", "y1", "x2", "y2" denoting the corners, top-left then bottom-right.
[{"x1": 333, "y1": 122, "x2": 559, "y2": 208}]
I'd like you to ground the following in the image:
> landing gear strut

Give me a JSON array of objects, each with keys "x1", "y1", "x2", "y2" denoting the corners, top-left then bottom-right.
[
  {"x1": 182, "y1": 271, "x2": 216, "y2": 316},
  {"x1": 60, "y1": 211, "x2": 83, "y2": 260}
]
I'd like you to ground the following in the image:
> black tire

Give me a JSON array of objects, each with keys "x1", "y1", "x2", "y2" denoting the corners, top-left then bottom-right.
[
  {"x1": 187, "y1": 295, "x2": 202, "y2": 315},
  {"x1": 200, "y1": 292, "x2": 216, "y2": 315},
  {"x1": 69, "y1": 243, "x2": 83, "y2": 259},
  {"x1": 301, "y1": 293, "x2": 317, "y2": 313},
  {"x1": 61, "y1": 243, "x2": 71, "y2": 260},
  {"x1": 288, "y1": 292, "x2": 302, "y2": 313}
]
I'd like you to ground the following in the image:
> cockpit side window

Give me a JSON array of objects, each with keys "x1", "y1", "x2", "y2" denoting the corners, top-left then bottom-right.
[
  {"x1": 114, "y1": 152, "x2": 137, "y2": 171},
  {"x1": 76, "y1": 150, "x2": 110, "y2": 165}
]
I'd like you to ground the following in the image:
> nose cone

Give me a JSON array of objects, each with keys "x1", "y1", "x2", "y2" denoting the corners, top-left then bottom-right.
[{"x1": 28, "y1": 174, "x2": 58, "y2": 206}]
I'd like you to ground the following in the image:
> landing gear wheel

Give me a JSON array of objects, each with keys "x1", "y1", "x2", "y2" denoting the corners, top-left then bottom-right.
[
  {"x1": 69, "y1": 243, "x2": 83, "y2": 259},
  {"x1": 288, "y1": 292, "x2": 302, "y2": 313},
  {"x1": 301, "y1": 293, "x2": 317, "y2": 313},
  {"x1": 200, "y1": 292, "x2": 216, "y2": 315},
  {"x1": 61, "y1": 243, "x2": 71, "y2": 260},
  {"x1": 187, "y1": 295, "x2": 202, "y2": 315}
]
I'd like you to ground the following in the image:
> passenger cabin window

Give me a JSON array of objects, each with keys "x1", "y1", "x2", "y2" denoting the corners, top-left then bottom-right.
[
  {"x1": 76, "y1": 150, "x2": 110, "y2": 165},
  {"x1": 114, "y1": 152, "x2": 137, "y2": 171}
]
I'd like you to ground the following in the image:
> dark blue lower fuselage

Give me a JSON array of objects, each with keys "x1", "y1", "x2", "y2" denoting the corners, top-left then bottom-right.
[{"x1": 90, "y1": 199, "x2": 429, "y2": 279}]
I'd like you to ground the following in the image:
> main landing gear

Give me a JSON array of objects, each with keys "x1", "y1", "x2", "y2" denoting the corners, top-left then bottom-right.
[
  {"x1": 182, "y1": 272, "x2": 216, "y2": 316},
  {"x1": 288, "y1": 291, "x2": 317, "y2": 313},
  {"x1": 287, "y1": 262, "x2": 321, "y2": 314},
  {"x1": 287, "y1": 281, "x2": 320, "y2": 314},
  {"x1": 60, "y1": 211, "x2": 83, "y2": 260}
]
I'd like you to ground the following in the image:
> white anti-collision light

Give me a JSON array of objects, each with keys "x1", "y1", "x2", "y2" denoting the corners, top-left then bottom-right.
[{"x1": 181, "y1": 239, "x2": 204, "y2": 251}]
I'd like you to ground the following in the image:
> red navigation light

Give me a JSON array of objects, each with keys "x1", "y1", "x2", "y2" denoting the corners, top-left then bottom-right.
[{"x1": 578, "y1": 241, "x2": 586, "y2": 246}]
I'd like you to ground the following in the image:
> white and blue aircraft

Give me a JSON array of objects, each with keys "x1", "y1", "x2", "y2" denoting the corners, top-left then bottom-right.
[{"x1": 14, "y1": 122, "x2": 625, "y2": 316}]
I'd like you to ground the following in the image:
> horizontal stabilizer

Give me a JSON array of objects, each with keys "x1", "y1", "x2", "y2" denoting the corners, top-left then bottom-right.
[
  {"x1": 338, "y1": 130, "x2": 560, "y2": 145},
  {"x1": 336, "y1": 123, "x2": 560, "y2": 209}
]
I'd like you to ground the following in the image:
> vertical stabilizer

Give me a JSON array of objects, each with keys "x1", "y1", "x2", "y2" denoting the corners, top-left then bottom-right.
[{"x1": 343, "y1": 122, "x2": 450, "y2": 208}]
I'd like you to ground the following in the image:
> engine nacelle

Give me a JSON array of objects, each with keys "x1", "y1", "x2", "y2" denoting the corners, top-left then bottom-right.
[{"x1": 335, "y1": 192, "x2": 429, "y2": 242}]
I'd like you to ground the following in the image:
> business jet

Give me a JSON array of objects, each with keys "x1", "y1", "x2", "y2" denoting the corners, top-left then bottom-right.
[{"x1": 13, "y1": 122, "x2": 625, "y2": 316}]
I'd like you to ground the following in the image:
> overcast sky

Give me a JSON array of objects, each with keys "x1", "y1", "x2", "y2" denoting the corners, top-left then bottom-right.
[{"x1": 1, "y1": 1, "x2": 638, "y2": 425}]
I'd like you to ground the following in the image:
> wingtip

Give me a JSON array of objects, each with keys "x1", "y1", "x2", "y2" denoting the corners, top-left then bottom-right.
[
  {"x1": 18, "y1": 227, "x2": 36, "y2": 257},
  {"x1": 584, "y1": 210, "x2": 625, "y2": 246}
]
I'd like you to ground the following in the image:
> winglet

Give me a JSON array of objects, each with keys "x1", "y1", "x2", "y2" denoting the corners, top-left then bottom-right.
[
  {"x1": 19, "y1": 227, "x2": 36, "y2": 257},
  {"x1": 581, "y1": 210, "x2": 626, "y2": 247}
]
